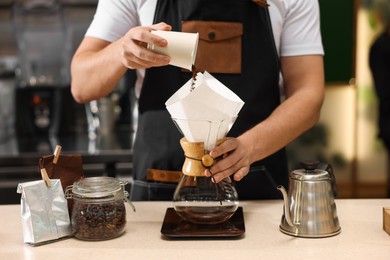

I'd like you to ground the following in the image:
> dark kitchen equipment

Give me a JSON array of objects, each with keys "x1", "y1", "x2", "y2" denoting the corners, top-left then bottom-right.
[
  {"x1": 0, "y1": 56, "x2": 17, "y2": 143},
  {"x1": 13, "y1": 0, "x2": 70, "y2": 88},
  {"x1": 12, "y1": 0, "x2": 87, "y2": 136}
]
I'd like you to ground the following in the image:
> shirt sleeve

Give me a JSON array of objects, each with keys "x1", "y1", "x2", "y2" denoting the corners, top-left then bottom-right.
[
  {"x1": 85, "y1": 0, "x2": 139, "y2": 42},
  {"x1": 280, "y1": 0, "x2": 324, "y2": 57}
]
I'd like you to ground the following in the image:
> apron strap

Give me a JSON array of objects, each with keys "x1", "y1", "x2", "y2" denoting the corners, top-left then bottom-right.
[{"x1": 147, "y1": 169, "x2": 183, "y2": 183}]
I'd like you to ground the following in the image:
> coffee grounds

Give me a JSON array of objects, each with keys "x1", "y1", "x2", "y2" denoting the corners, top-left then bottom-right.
[{"x1": 190, "y1": 65, "x2": 197, "y2": 92}]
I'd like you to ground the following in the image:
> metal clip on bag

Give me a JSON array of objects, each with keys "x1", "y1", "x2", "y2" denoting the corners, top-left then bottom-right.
[{"x1": 17, "y1": 179, "x2": 71, "y2": 245}]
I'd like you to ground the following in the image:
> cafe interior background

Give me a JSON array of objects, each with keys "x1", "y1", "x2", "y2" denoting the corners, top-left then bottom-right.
[{"x1": 0, "y1": 0, "x2": 388, "y2": 203}]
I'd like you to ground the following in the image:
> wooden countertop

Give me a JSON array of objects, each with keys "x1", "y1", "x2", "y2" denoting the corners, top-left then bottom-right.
[{"x1": 1, "y1": 199, "x2": 390, "y2": 259}]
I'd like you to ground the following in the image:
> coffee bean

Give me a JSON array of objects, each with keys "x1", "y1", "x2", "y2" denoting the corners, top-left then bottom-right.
[{"x1": 71, "y1": 200, "x2": 126, "y2": 240}]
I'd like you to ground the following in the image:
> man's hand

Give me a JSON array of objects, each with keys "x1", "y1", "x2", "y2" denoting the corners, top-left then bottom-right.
[
  {"x1": 205, "y1": 137, "x2": 252, "y2": 182},
  {"x1": 120, "y1": 22, "x2": 172, "y2": 69}
]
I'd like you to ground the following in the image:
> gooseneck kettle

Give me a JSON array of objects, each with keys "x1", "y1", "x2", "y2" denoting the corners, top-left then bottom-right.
[{"x1": 277, "y1": 161, "x2": 341, "y2": 238}]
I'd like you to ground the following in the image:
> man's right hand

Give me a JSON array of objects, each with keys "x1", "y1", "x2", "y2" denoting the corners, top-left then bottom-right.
[{"x1": 120, "y1": 22, "x2": 172, "y2": 69}]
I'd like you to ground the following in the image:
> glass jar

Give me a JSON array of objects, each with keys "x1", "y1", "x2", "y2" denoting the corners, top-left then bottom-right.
[{"x1": 65, "y1": 177, "x2": 128, "y2": 241}]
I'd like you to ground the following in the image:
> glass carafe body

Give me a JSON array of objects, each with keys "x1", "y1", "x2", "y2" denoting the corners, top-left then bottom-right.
[
  {"x1": 172, "y1": 118, "x2": 239, "y2": 224},
  {"x1": 173, "y1": 174, "x2": 239, "y2": 224}
]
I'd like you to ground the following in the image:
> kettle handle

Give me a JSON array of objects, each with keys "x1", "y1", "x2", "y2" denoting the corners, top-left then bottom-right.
[{"x1": 317, "y1": 162, "x2": 338, "y2": 197}]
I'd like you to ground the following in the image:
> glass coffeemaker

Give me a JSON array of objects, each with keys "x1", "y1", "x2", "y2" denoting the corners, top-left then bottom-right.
[{"x1": 171, "y1": 118, "x2": 239, "y2": 224}]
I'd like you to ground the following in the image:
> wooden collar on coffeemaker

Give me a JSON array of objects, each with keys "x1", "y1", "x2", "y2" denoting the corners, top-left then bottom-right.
[{"x1": 185, "y1": 154, "x2": 215, "y2": 168}]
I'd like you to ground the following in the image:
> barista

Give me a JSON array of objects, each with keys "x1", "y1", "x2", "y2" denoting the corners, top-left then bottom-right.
[{"x1": 70, "y1": 0, "x2": 325, "y2": 200}]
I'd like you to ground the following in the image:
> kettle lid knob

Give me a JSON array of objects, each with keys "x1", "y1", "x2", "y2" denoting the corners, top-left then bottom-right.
[
  {"x1": 300, "y1": 160, "x2": 320, "y2": 172},
  {"x1": 291, "y1": 160, "x2": 329, "y2": 181}
]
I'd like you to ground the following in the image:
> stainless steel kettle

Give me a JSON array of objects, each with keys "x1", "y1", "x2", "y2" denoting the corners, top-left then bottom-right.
[{"x1": 277, "y1": 161, "x2": 341, "y2": 238}]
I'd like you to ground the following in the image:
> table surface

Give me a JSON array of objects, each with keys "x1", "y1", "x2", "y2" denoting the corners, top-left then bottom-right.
[{"x1": 1, "y1": 199, "x2": 390, "y2": 260}]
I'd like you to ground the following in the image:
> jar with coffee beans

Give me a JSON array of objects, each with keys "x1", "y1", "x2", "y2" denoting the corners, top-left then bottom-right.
[{"x1": 65, "y1": 177, "x2": 132, "y2": 240}]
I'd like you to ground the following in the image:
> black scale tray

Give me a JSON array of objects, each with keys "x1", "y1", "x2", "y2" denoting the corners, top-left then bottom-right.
[{"x1": 161, "y1": 207, "x2": 245, "y2": 239}]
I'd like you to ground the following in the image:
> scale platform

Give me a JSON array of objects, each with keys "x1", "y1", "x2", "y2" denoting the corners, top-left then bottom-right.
[{"x1": 161, "y1": 207, "x2": 245, "y2": 239}]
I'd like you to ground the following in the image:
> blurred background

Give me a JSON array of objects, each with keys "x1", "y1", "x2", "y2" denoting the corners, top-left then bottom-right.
[
  {"x1": 287, "y1": 0, "x2": 389, "y2": 199},
  {"x1": 0, "y1": 0, "x2": 388, "y2": 203}
]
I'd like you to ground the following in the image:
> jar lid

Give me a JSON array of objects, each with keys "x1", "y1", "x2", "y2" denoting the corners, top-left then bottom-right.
[{"x1": 70, "y1": 176, "x2": 125, "y2": 199}]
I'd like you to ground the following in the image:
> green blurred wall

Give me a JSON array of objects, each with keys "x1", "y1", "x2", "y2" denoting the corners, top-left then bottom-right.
[{"x1": 319, "y1": 0, "x2": 355, "y2": 83}]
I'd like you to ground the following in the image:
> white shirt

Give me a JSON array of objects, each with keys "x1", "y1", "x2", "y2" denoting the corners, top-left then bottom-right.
[{"x1": 86, "y1": 0, "x2": 324, "y2": 96}]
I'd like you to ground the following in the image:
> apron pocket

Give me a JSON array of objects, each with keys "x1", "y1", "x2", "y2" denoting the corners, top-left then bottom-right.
[{"x1": 182, "y1": 21, "x2": 243, "y2": 74}]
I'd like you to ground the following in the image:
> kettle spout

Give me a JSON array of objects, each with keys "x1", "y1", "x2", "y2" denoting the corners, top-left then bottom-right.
[{"x1": 277, "y1": 185, "x2": 298, "y2": 228}]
